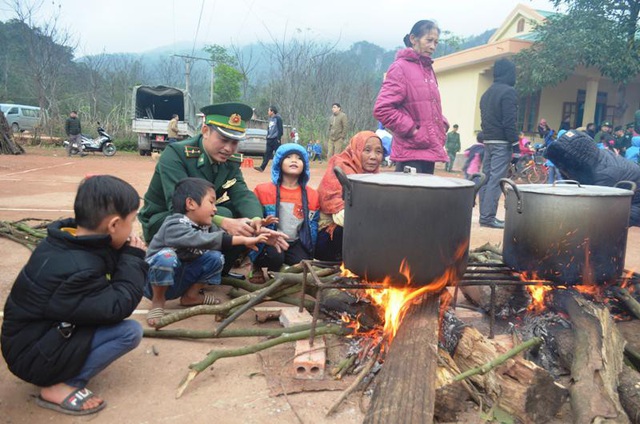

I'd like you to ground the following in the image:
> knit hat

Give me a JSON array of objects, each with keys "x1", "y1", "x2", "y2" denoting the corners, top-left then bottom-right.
[{"x1": 545, "y1": 130, "x2": 599, "y2": 183}]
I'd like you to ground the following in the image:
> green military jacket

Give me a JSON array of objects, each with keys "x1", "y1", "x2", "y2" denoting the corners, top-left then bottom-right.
[
  {"x1": 445, "y1": 131, "x2": 460, "y2": 153},
  {"x1": 139, "y1": 134, "x2": 263, "y2": 242}
]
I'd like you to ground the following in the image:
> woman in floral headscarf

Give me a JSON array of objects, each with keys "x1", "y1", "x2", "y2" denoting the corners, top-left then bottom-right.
[{"x1": 315, "y1": 131, "x2": 384, "y2": 261}]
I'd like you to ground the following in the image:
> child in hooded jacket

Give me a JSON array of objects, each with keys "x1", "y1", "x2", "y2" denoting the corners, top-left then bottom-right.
[
  {"x1": 250, "y1": 144, "x2": 320, "y2": 282},
  {"x1": 625, "y1": 136, "x2": 640, "y2": 164},
  {"x1": 462, "y1": 131, "x2": 485, "y2": 179}
]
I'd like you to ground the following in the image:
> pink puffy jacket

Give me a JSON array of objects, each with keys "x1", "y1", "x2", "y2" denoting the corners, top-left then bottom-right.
[{"x1": 374, "y1": 48, "x2": 449, "y2": 163}]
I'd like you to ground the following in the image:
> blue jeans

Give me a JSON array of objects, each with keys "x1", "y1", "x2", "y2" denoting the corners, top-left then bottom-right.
[
  {"x1": 144, "y1": 249, "x2": 224, "y2": 300},
  {"x1": 547, "y1": 165, "x2": 560, "y2": 184},
  {"x1": 65, "y1": 320, "x2": 142, "y2": 388},
  {"x1": 479, "y1": 142, "x2": 511, "y2": 223}
]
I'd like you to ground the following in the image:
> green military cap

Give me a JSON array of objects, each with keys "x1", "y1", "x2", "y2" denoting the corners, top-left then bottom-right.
[
  {"x1": 201, "y1": 102, "x2": 253, "y2": 140},
  {"x1": 602, "y1": 121, "x2": 612, "y2": 127}
]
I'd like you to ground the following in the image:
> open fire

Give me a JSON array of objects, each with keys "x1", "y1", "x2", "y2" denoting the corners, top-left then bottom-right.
[{"x1": 340, "y1": 243, "x2": 468, "y2": 346}]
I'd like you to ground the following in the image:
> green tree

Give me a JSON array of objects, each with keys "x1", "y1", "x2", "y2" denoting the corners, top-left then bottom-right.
[
  {"x1": 515, "y1": 0, "x2": 640, "y2": 119},
  {"x1": 213, "y1": 63, "x2": 243, "y2": 102}
]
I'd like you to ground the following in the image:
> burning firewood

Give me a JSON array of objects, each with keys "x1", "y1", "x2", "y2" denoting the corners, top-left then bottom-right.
[
  {"x1": 364, "y1": 293, "x2": 441, "y2": 424},
  {"x1": 453, "y1": 326, "x2": 568, "y2": 423}
]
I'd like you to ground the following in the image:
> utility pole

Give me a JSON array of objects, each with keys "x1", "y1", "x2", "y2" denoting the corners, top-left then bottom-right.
[{"x1": 172, "y1": 54, "x2": 215, "y2": 104}]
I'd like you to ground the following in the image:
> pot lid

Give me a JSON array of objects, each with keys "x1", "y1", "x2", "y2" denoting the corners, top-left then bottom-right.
[
  {"x1": 513, "y1": 182, "x2": 633, "y2": 197},
  {"x1": 347, "y1": 172, "x2": 475, "y2": 188}
]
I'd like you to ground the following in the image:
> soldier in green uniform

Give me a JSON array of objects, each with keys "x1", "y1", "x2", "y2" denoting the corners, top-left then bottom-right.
[{"x1": 139, "y1": 102, "x2": 285, "y2": 272}]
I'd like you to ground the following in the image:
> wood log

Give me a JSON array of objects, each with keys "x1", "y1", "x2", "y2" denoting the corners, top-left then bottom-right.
[
  {"x1": 619, "y1": 366, "x2": 640, "y2": 424},
  {"x1": 550, "y1": 321, "x2": 640, "y2": 423},
  {"x1": 453, "y1": 326, "x2": 568, "y2": 423},
  {"x1": 364, "y1": 293, "x2": 440, "y2": 424},
  {"x1": 560, "y1": 291, "x2": 629, "y2": 423},
  {"x1": 0, "y1": 112, "x2": 24, "y2": 155},
  {"x1": 434, "y1": 349, "x2": 470, "y2": 423}
]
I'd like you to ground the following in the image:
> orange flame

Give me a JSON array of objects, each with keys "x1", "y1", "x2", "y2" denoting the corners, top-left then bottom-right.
[
  {"x1": 526, "y1": 284, "x2": 553, "y2": 313},
  {"x1": 522, "y1": 271, "x2": 553, "y2": 313},
  {"x1": 362, "y1": 243, "x2": 467, "y2": 342}
]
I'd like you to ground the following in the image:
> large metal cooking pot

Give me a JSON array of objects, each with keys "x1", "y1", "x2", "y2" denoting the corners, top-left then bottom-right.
[
  {"x1": 500, "y1": 179, "x2": 636, "y2": 284},
  {"x1": 335, "y1": 167, "x2": 481, "y2": 287}
]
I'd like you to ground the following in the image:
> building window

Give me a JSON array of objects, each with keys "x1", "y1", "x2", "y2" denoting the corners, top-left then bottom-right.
[
  {"x1": 518, "y1": 91, "x2": 540, "y2": 133},
  {"x1": 517, "y1": 18, "x2": 525, "y2": 33}
]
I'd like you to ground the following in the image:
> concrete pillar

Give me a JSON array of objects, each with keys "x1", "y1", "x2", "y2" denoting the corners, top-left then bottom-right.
[{"x1": 583, "y1": 78, "x2": 600, "y2": 126}]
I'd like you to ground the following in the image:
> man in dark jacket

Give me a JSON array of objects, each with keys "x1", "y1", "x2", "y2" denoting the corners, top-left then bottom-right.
[
  {"x1": 1, "y1": 175, "x2": 147, "y2": 416},
  {"x1": 478, "y1": 58, "x2": 519, "y2": 229},
  {"x1": 255, "y1": 105, "x2": 283, "y2": 172},
  {"x1": 546, "y1": 130, "x2": 640, "y2": 226},
  {"x1": 64, "y1": 110, "x2": 86, "y2": 157}
]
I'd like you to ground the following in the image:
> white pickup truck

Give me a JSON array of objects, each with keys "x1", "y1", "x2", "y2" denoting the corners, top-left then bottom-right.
[{"x1": 131, "y1": 85, "x2": 197, "y2": 155}]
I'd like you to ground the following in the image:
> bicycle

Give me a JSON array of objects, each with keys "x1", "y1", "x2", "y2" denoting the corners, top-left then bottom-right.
[{"x1": 506, "y1": 145, "x2": 548, "y2": 184}]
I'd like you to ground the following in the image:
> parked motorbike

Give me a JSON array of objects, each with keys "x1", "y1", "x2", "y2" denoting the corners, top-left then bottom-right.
[{"x1": 63, "y1": 122, "x2": 116, "y2": 156}]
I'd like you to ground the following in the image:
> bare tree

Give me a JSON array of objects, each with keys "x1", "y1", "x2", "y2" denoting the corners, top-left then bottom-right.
[{"x1": 8, "y1": 0, "x2": 77, "y2": 132}]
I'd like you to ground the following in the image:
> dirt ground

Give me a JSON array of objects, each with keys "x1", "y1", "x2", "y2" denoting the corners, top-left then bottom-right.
[{"x1": 1, "y1": 146, "x2": 640, "y2": 424}]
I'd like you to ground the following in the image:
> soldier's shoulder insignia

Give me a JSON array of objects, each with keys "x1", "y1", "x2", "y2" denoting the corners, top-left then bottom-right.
[
  {"x1": 228, "y1": 153, "x2": 243, "y2": 163},
  {"x1": 184, "y1": 146, "x2": 201, "y2": 158},
  {"x1": 221, "y1": 178, "x2": 237, "y2": 189}
]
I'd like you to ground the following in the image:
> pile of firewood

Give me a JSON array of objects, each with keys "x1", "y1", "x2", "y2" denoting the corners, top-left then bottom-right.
[
  {"x1": 0, "y1": 219, "x2": 49, "y2": 250},
  {"x1": 0, "y1": 112, "x2": 25, "y2": 155}
]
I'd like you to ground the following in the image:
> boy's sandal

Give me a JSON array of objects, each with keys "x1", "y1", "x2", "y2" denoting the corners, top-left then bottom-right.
[
  {"x1": 35, "y1": 388, "x2": 106, "y2": 416},
  {"x1": 202, "y1": 292, "x2": 221, "y2": 305},
  {"x1": 146, "y1": 308, "x2": 165, "y2": 328}
]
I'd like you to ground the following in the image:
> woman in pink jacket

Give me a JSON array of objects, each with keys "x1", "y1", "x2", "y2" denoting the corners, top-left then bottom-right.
[{"x1": 373, "y1": 20, "x2": 449, "y2": 174}]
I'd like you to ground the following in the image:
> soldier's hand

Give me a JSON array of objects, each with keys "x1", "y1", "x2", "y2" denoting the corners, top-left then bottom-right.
[{"x1": 221, "y1": 217, "x2": 255, "y2": 237}]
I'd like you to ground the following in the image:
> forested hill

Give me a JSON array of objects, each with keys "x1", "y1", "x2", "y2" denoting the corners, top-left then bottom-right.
[{"x1": 0, "y1": 17, "x2": 494, "y2": 139}]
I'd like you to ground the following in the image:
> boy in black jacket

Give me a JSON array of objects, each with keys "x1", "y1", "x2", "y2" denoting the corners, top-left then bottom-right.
[{"x1": 1, "y1": 175, "x2": 148, "y2": 416}]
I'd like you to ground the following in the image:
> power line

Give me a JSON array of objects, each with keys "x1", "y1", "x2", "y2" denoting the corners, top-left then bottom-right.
[{"x1": 191, "y1": 0, "x2": 206, "y2": 57}]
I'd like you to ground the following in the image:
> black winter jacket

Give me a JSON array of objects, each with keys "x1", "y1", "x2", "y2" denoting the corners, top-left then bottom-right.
[
  {"x1": 480, "y1": 59, "x2": 519, "y2": 143},
  {"x1": 1, "y1": 218, "x2": 147, "y2": 386},
  {"x1": 545, "y1": 131, "x2": 640, "y2": 226}
]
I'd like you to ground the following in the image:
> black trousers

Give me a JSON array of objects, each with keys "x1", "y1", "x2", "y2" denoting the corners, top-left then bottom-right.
[
  {"x1": 254, "y1": 239, "x2": 312, "y2": 271},
  {"x1": 314, "y1": 226, "x2": 344, "y2": 262},
  {"x1": 394, "y1": 160, "x2": 435, "y2": 174},
  {"x1": 259, "y1": 138, "x2": 280, "y2": 170}
]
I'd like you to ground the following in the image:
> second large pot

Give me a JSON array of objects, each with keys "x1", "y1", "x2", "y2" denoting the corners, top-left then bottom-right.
[
  {"x1": 336, "y1": 168, "x2": 478, "y2": 287},
  {"x1": 501, "y1": 179, "x2": 634, "y2": 284}
]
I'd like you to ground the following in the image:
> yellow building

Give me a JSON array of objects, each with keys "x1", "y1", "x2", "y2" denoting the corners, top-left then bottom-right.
[{"x1": 435, "y1": 3, "x2": 640, "y2": 150}]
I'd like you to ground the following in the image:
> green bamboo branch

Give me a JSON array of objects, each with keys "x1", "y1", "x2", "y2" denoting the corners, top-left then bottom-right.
[
  {"x1": 143, "y1": 322, "x2": 322, "y2": 339},
  {"x1": 453, "y1": 337, "x2": 543, "y2": 382},
  {"x1": 176, "y1": 324, "x2": 350, "y2": 398}
]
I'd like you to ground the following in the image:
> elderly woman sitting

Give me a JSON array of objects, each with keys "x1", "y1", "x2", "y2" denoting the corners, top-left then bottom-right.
[{"x1": 315, "y1": 131, "x2": 384, "y2": 261}]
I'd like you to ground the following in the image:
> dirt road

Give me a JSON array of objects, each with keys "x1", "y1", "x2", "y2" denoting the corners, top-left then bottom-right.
[{"x1": 1, "y1": 146, "x2": 639, "y2": 423}]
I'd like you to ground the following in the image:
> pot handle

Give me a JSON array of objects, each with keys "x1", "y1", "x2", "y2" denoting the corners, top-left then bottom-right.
[
  {"x1": 553, "y1": 179, "x2": 581, "y2": 187},
  {"x1": 615, "y1": 180, "x2": 637, "y2": 192},
  {"x1": 469, "y1": 172, "x2": 487, "y2": 198},
  {"x1": 500, "y1": 178, "x2": 523, "y2": 214},
  {"x1": 333, "y1": 166, "x2": 353, "y2": 206}
]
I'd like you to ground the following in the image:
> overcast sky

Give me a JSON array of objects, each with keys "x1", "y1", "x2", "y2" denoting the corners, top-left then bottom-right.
[{"x1": 1, "y1": 0, "x2": 558, "y2": 56}]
